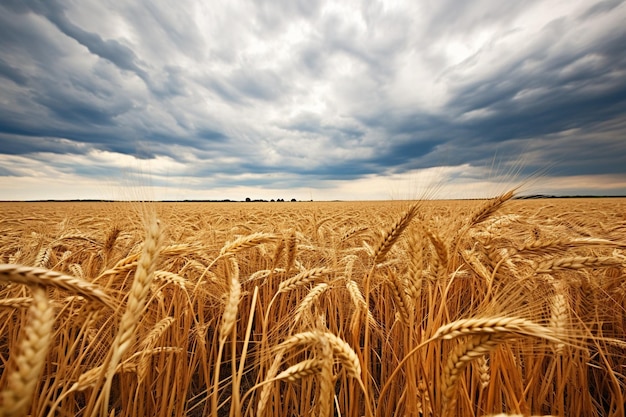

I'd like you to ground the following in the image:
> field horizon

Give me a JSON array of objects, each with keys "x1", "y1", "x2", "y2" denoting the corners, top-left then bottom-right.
[{"x1": 3, "y1": 194, "x2": 626, "y2": 204}]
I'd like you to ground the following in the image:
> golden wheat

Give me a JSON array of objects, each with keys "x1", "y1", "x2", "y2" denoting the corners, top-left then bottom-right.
[{"x1": 0, "y1": 196, "x2": 623, "y2": 417}]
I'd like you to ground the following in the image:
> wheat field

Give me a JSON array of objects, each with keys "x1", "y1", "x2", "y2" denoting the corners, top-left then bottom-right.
[{"x1": 0, "y1": 194, "x2": 625, "y2": 417}]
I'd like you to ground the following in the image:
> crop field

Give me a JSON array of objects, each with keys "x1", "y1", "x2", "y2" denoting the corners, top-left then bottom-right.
[{"x1": 0, "y1": 194, "x2": 625, "y2": 417}]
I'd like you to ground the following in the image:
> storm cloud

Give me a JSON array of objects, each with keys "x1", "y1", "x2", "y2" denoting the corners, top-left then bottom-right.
[{"x1": 1, "y1": 0, "x2": 625, "y2": 200}]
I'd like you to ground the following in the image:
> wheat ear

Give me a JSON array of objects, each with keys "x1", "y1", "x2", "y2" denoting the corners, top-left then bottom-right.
[
  {"x1": 0, "y1": 264, "x2": 113, "y2": 308},
  {"x1": 110, "y1": 217, "x2": 161, "y2": 358},
  {"x1": 426, "y1": 229, "x2": 449, "y2": 280},
  {"x1": 1, "y1": 286, "x2": 55, "y2": 417},
  {"x1": 468, "y1": 190, "x2": 515, "y2": 228},
  {"x1": 136, "y1": 317, "x2": 177, "y2": 381},
  {"x1": 277, "y1": 267, "x2": 330, "y2": 294},
  {"x1": 68, "y1": 348, "x2": 181, "y2": 393},
  {"x1": 34, "y1": 247, "x2": 51, "y2": 268},
  {"x1": 442, "y1": 333, "x2": 509, "y2": 414},
  {"x1": 92, "y1": 216, "x2": 161, "y2": 417},
  {"x1": 346, "y1": 279, "x2": 376, "y2": 330},
  {"x1": 433, "y1": 317, "x2": 559, "y2": 343},
  {"x1": 285, "y1": 230, "x2": 297, "y2": 272},
  {"x1": 534, "y1": 256, "x2": 621, "y2": 273},
  {"x1": 8, "y1": 250, "x2": 22, "y2": 265},
  {"x1": 379, "y1": 318, "x2": 542, "y2": 417},
  {"x1": 513, "y1": 237, "x2": 624, "y2": 256},
  {"x1": 275, "y1": 359, "x2": 323, "y2": 382},
  {"x1": 102, "y1": 225, "x2": 121, "y2": 258},
  {"x1": 385, "y1": 272, "x2": 413, "y2": 325},
  {"x1": 153, "y1": 270, "x2": 189, "y2": 289},
  {"x1": 549, "y1": 284, "x2": 568, "y2": 354},
  {"x1": 476, "y1": 355, "x2": 490, "y2": 389},
  {"x1": 0, "y1": 297, "x2": 32, "y2": 309},
  {"x1": 219, "y1": 232, "x2": 278, "y2": 257},
  {"x1": 373, "y1": 204, "x2": 418, "y2": 264},
  {"x1": 293, "y1": 282, "x2": 330, "y2": 325},
  {"x1": 69, "y1": 263, "x2": 84, "y2": 279},
  {"x1": 219, "y1": 257, "x2": 241, "y2": 343},
  {"x1": 278, "y1": 331, "x2": 361, "y2": 379}
]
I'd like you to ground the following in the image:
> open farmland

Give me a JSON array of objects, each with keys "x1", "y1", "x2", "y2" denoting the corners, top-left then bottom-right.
[{"x1": 1, "y1": 195, "x2": 625, "y2": 417}]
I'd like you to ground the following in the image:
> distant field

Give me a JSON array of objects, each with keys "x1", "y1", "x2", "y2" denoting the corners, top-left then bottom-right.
[{"x1": 1, "y1": 196, "x2": 625, "y2": 417}]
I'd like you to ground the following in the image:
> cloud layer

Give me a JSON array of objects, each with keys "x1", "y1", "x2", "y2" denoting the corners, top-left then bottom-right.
[{"x1": 1, "y1": 0, "x2": 625, "y2": 200}]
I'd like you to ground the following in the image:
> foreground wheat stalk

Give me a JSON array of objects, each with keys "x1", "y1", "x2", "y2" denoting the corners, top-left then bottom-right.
[
  {"x1": 88, "y1": 216, "x2": 162, "y2": 417},
  {"x1": 0, "y1": 286, "x2": 54, "y2": 417}
]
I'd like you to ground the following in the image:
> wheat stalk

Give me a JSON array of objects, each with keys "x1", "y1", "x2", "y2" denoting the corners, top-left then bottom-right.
[
  {"x1": 317, "y1": 333, "x2": 334, "y2": 417},
  {"x1": 219, "y1": 257, "x2": 241, "y2": 343},
  {"x1": 210, "y1": 256, "x2": 242, "y2": 417},
  {"x1": 256, "y1": 351, "x2": 285, "y2": 416},
  {"x1": 92, "y1": 216, "x2": 162, "y2": 417},
  {"x1": 1, "y1": 286, "x2": 55, "y2": 417}
]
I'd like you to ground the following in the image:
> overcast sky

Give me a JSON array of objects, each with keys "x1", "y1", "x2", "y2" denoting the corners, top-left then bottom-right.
[{"x1": 1, "y1": 0, "x2": 625, "y2": 201}]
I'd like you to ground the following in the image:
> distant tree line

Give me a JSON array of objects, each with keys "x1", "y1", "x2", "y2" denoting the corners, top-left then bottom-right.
[{"x1": 245, "y1": 198, "x2": 298, "y2": 202}]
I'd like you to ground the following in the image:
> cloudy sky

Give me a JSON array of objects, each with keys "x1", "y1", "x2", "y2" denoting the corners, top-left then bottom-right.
[{"x1": 1, "y1": 0, "x2": 625, "y2": 201}]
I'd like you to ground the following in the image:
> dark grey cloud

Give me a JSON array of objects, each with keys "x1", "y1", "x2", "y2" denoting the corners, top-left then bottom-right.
[
  {"x1": 0, "y1": 134, "x2": 91, "y2": 156},
  {"x1": 205, "y1": 68, "x2": 289, "y2": 104},
  {"x1": 18, "y1": 1, "x2": 146, "y2": 78},
  {"x1": 581, "y1": 0, "x2": 624, "y2": 19},
  {"x1": 0, "y1": 57, "x2": 29, "y2": 86},
  {"x1": 346, "y1": 2, "x2": 626, "y2": 181}
]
